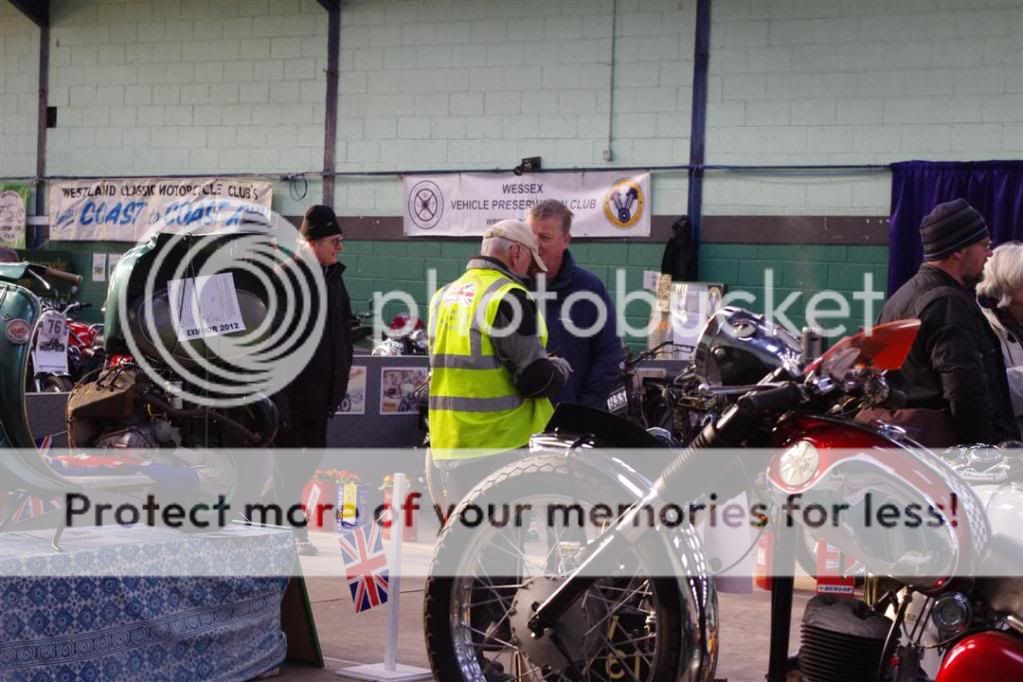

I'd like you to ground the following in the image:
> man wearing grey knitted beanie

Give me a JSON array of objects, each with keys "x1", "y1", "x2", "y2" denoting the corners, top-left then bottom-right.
[{"x1": 879, "y1": 199, "x2": 1019, "y2": 445}]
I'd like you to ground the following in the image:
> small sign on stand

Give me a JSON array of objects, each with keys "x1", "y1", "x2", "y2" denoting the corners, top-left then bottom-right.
[{"x1": 338, "y1": 473, "x2": 432, "y2": 681}]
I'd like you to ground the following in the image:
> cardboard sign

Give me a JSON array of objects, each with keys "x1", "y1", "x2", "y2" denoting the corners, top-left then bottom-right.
[
  {"x1": 32, "y1": 310, "x2": 69, "y2": 374},
  {"x1": 167, "y1": 273, "x2": 247, "y2": 341}
]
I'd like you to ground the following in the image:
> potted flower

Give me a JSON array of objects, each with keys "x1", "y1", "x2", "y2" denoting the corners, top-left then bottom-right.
[
  {"x1": 303, "y1": 468, "x2": 341, "y2": 531},
  {"x1": 336, "y1": 470, "x2": 367, "y2": 531}
]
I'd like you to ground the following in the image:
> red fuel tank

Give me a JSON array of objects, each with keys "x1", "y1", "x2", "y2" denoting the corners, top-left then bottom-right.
[{"x1": 936, "y1": 631, "x2": 1023, "y2": 681}]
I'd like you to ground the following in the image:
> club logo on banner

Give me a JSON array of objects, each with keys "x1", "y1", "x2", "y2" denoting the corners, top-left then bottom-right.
[
  {"x1": 48, "y1": 177, "x2": 274, "y2": 242},
  {"x1": 402, "y1": 171, "x2": 651, "y2": 238},
  {"x1": 0, "y1": 184, "x2": 29, "y2": 249}
]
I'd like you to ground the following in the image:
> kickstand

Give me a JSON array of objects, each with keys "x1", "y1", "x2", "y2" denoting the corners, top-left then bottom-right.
[{"x1": 51, "y1": 519, "x2": 67, "y2": 552}]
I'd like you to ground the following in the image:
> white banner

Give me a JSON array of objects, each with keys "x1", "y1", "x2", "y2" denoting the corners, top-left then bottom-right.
[
  {"x1": 402, "y1": 171, "x2": 651, "y2": 238},
  {"x1": 48, "y1": 177, "x2": 273, "y2": 242}
]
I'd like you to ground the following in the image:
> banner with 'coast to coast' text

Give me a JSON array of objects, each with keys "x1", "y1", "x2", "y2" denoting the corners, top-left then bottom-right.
[
  {"x1": 48, "y1": 177, "x2": 274, "y2": 242},
  {"x1": 402, "y1": 171, "x2": 651, "y2": 238}
]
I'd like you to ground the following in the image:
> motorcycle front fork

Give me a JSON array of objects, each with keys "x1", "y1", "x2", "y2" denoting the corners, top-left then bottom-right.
[{"x1": 525, "y1": 499, "x2": 801, "y2": 682}]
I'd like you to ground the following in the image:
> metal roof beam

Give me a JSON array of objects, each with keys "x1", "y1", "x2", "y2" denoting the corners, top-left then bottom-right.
[{"x1": 8, "y1": 0, "x2": 49, "y2": 27}]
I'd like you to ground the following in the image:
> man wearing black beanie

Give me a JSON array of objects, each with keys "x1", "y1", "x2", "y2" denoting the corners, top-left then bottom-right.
[
  {"x1": 880, "y1": 199, "x2": 1019, "y2": 445},
  {"x1": 271, "y1": 204, "x2": 354, "y2": 555}
]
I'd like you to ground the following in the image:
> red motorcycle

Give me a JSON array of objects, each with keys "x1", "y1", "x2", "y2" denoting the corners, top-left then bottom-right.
[
  {"x1": 27, "y1": 301, "x2": 103, "y2": 392},
  {"x1": 423, "y1": 318, "x2": 1023, "y2": 681}
]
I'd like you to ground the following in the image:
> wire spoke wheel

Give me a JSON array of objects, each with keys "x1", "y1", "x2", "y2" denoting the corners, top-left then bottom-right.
[{"x1": 424, "y1": 454, "x2": 694, "y2": 682}]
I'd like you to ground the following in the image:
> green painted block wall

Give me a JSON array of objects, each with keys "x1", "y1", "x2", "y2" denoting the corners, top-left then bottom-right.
[
  {"x1": 345, "y1": 240, "x2": 889, "y2": 349},
  {"x1": 28, "y1": 240, "x2": 889, "y2": 349}
]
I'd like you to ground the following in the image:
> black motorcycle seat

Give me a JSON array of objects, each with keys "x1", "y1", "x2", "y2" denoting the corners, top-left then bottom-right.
[{"x1": 546, "y1": 403, "x2": 665, "y2": 448}]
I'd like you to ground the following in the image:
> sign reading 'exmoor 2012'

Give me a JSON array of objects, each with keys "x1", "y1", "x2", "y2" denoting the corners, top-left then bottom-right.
[
  {"x1": 48, "y1": 177, "x2": 274, "y2": 242},
  {"x1": 402, "y1": 171, "x2": 651, "y2": 238}
]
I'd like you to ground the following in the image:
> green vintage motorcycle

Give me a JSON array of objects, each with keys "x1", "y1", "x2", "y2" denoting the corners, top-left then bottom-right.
[
  {"x1": 1, "y1": 225, "x2": 284, "y2": 542},
  {"x1": 0, "y1": 262, "x2": 151, "y2": 544}
]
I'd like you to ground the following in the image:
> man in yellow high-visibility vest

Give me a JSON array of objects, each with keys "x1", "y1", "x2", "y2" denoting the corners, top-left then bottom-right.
[{"x1": 428, "y1": 219, "x2": 571, "y2": 504}]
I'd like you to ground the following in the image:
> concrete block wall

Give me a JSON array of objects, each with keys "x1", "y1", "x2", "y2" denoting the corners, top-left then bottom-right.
[
  {"x1": 331, "y1": 0, "x2": 699, "y2": 215},
  {"x1": 0, "y1": 2, "x2": 40, "y2": 177},
  {"x1": 35, "y1": 0, "x2": 330, "y2": 215},
  {"x1": 334, "y1": 0, "x2": 697, "y2": 216},
  {"x1": 0, "y1": 0, "x2": 1017, "y2": 345},
  {"x1": 346, "y1": 240, "x2": 888, "y2": 347},
  {"x1": 3, "y1": 0, "x2": 1019, "y2": 217},
  {"x1": 705, "y1": 0, "x2": 1023, "y2": 214}
]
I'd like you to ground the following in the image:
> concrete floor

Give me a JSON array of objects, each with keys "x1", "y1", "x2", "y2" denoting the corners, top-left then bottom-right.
[{"x1": 269, "y1": 530, "x2": 810, "y2": 682}]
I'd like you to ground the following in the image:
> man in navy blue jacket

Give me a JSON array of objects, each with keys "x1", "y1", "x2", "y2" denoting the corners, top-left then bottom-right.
[{"x1": 526, "y1": 199, "x2": 624, "y2": 409}]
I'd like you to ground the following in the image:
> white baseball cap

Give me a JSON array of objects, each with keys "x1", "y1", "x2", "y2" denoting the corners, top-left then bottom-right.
[{"x1": 483, "y1": 219, "x2": 547, "y2": 273}]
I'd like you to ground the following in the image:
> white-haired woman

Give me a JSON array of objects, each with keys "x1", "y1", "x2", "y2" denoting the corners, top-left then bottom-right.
[{"x1": 977, "y1": 242, "x2": 1023, "y2": 434}]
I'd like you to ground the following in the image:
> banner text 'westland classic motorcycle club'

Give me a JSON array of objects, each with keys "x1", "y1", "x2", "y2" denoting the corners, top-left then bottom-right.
[{"x1": 48, "y1": 177, "x2": 274, "y2": 242}]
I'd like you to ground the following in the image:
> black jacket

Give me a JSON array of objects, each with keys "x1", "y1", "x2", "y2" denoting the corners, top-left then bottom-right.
[
  {"x1": 880, "y1": 265, "x2": 1019, "y2": 444},
  {"x1": 274, "y1": 257, "x2": 354, "y2": 419}
]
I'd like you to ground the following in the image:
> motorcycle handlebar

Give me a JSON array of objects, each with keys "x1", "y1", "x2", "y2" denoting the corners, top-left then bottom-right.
[
  {"x1": 742, "y1": 382, "x2": 804, "y2": 415},
  {"x1": 42, "y1": 267, "x2": 82, "y2": 286},
  {"x1": 652, "y1": 382, "x2": 804, "y2": 499}
]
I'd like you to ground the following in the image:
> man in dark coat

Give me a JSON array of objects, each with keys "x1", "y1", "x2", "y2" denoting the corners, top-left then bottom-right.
[
  {"x1": 526, "y1": 199, "x2": 623, "y2": 409},
  {"x1": 272, "y1": 204, "x2": 354, "y2": 554},
  {"x1": 880, "y1": 198, "x2": 1019, "y2": 445}
]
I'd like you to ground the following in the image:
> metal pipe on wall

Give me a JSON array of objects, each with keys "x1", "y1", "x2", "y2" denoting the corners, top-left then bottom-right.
[
  {"x1": 321, "y1": 0, "x2": 341, "y2": 208},
  {"x1": 686, "y1": 0, "x2": 712, "y2": 277},
  {"x1": 35, "y1": 20, "x2": 50, "y2": 248}
]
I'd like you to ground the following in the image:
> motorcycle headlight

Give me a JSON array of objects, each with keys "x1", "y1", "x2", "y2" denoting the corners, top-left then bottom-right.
[
  {"x1": 4, "y1": 319, "x2": 32, "y2": 345},
  {"x1": 778, "y1": 440, "x2": 820, "y2": 487}
]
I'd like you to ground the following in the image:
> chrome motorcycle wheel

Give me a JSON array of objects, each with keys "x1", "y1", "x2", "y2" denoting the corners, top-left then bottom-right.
[{"x1": 425, "y1": 454, "x2": 712, "y2": 681}]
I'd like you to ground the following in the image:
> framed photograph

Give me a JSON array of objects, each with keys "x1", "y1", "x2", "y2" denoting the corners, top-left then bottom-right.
[
  {"x1": 336, "y1": 365, "x2": 367, "y2": 415},
  {"x1": 379, "y1": 367, "x2": 429, "y2": 415}
]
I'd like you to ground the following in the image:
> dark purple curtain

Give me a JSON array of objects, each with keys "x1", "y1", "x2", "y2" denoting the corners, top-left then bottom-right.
[{"x1": 888, "y1": 160, "x2": 1023, "y2": 294}]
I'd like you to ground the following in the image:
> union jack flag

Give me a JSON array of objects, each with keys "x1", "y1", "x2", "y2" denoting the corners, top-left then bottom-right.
[
  {"x1": 338, "y1": 524, "x2": 389, "y2": 613},
  {"x1": 3, "y1": 435, "x2": 63, "y2": 524},
  {"x1": 443, "y1": 282, "x2": 477, "y2": 307},
  {"x1": 9, "y1": 494, "x2": 63, "y2": 524}
]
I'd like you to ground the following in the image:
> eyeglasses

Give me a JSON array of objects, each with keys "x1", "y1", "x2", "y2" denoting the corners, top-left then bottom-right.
[{"x1": 320, "y1": 236, "x2": 343, "y2": 247}]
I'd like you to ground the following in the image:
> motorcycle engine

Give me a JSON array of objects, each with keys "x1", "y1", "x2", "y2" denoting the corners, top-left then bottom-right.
[
  {"x1": 68, "y1": 364, "x2": 172, "y2": 448},
  {"x1": 798, "y1": 595, "x2": 893, "y2": 682}
]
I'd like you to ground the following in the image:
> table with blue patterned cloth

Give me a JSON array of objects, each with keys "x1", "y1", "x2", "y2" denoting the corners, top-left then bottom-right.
[{"x1": 0, "y1": 525, "x2": 296, "y2": 682}]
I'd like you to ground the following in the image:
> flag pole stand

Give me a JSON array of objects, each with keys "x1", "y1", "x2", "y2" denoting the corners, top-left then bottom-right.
[{"x1": 338, "y1": 473, "x2": 432, "y2": 681}]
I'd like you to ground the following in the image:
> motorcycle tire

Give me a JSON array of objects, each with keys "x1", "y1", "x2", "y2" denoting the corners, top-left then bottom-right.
[
  {"x1": 41, "y1": 375, "x2": 74, "y2": 393},
  {"x1": 424, "y1": 454, "x2": 693, "y2": 682}
]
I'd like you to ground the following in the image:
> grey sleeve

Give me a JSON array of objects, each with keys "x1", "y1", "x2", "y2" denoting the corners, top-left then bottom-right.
[{"x1": 490, "y1": 292, "x2": 566, "y2": 398}]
